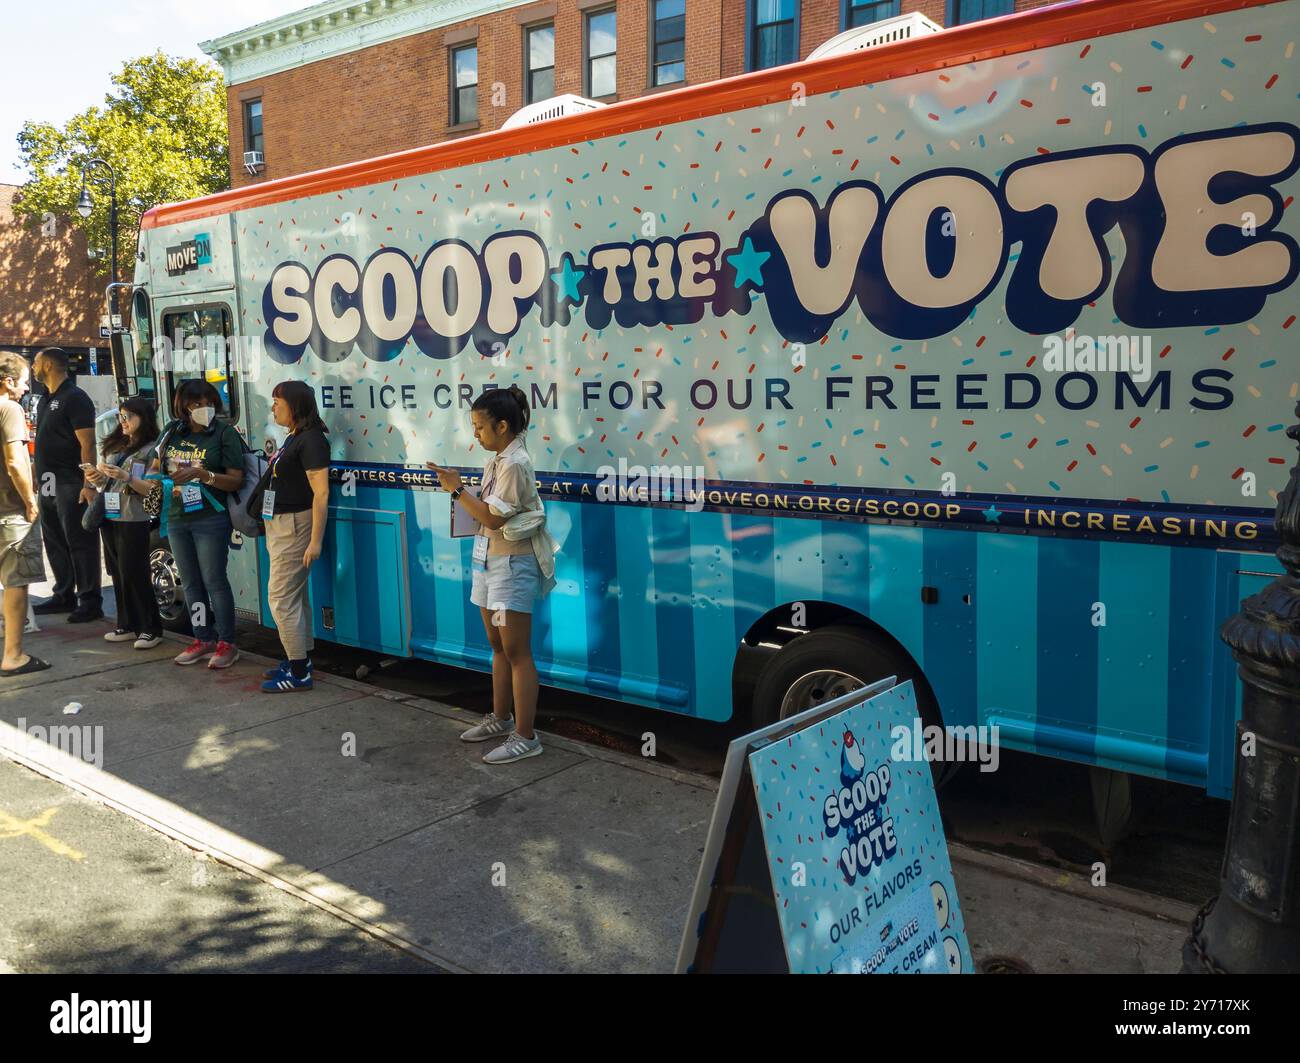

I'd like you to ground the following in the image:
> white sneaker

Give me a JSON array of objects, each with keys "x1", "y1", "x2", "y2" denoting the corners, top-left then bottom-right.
[
  {"x1": 104, "y1": 628, "x2": 135, "y2": 643},
  {"x1": 460, "y1": 712, "x2": 514, "y2": 743},
  {"x1": 134, "y1": 633, "x2": 162, "y2": 650},
  {"x1": 483, "y1": 731, "x2": 543, "y2": 765}
]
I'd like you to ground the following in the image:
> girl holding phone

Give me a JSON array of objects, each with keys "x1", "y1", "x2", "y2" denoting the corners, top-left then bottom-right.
[{"x1": 427, "y1": 385, "x2": 554, "y2": 765}]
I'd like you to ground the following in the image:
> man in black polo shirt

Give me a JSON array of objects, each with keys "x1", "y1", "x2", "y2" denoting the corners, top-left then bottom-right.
[{"x1": 32, "y1": 348, "x2": 103, "y2": 622}]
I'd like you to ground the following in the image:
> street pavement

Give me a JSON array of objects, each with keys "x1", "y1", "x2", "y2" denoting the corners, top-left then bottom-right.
[{"x1": 0, "y1": 609, "x2": 1198, "y2": 973}]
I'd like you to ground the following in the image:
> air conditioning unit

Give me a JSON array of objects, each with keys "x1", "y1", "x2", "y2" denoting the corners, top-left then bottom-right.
[
  {"x1": 501, "y1": 94, "x2": 607, "y2": 130},
  {"x1": 808, "y1": 12, "x2": 942, "y2": 60},
  {"x1": 243, "y1": 150, "x2": 265, "y2": 175}
]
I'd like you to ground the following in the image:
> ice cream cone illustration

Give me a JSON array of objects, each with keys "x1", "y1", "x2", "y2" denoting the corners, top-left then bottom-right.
[{"x1": 841, "y1": 729, "x2": 866, "y2": 785}]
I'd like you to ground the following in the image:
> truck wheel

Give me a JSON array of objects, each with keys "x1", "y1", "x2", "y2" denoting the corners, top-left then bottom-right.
[
  {"x1": 750, "y1": 625, "x2": 951, "y2": 785},
  {"x1": 148, "y1": 530, "x2": 191, "y2": 635}
]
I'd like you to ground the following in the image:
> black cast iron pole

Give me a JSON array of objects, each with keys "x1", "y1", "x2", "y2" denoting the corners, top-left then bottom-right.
[{"x1": 1183, "y1": 400, "x2": 1300, "y2": 973}]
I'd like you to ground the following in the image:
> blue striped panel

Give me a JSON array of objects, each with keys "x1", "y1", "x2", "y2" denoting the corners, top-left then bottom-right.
[
  {"x1": 922, "y1": 526, "x2": 978, "y2": 729},
  {"x1": 976, "y1": 533, "x2": 1038, "y2": 741},
  {"x1": 461, "y1": 532, "x2": 486, "y2": 659},
  {"x1": 1095, "y1": 541, "x2": 1170, "y2": 772},
  {"x1": 1035, "y1": 537, "x2": 1100, "y2": 758},
  {"x1": 689, "y1": 509, "x2": 738, "y2": 722},
  {"x1": 614, "y1": 504, "x2": 661, "y2": 701},
  {"x1": 329, "y1": 513, "x2": 361, "y2": 647},
  {"x1": 650, "y1": 505, "x2": 696, "y2": 708},
  {"x1": 578, "y1": 501, "x2": 622, "y2": 698},
  {"x1": 430, "y1": 504, "x2": 468, "y2": 654},
  {"x1": 821, "y1": 518, "x2": 870, "y2": 618},
  {"x1": 543, "y1": 500, "x2": 590, "y2": 670},
  {"x1": 405, "y1": 487, "x2": 438, "y2": 647},
  {"x1": 867, "y1": 526, "x2": 925, "y2": 670},
  {"x1": 1166, "y1": 545, "x2": 1217, "y2": 785},
  {"x1": 728, "y1": 513, "x2": 776, "y2": 646},
  {"x1": 774, "y1": 513, "x2": 822, "y2": 607}
]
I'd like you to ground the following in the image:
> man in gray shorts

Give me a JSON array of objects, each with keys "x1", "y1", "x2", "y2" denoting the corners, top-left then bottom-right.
[{"x1": 0, "y1": 351, "x2": 50, "y2": 676}]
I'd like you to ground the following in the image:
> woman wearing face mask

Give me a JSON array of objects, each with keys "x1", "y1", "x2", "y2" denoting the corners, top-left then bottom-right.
[
  {"x1": 151, "y1": 379, "x2": 245, "y2": 669},
  {"x1": 87, "y1": 398, "x2": 164, "y2": 649},
  {"x1": 255, "y1": 380, "x2": 331, "y2": 693}
]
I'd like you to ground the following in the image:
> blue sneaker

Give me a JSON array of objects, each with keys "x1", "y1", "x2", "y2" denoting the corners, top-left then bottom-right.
[
  {"x1": 262, "y1": 671, "x2": 313, "y2": 693},
  {"x1": 263, "y1": 660, "x2": 290, "y2": 680}
]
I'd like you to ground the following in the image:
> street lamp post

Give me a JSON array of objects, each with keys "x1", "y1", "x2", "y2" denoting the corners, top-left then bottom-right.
[{"x1": 77, "y1": 158, "x2": 118, "y2": 322}]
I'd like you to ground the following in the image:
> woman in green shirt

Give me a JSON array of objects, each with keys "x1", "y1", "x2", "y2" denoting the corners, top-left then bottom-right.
[{"x1": 150, "y1": 379, "x2": 245, "y2": 669}]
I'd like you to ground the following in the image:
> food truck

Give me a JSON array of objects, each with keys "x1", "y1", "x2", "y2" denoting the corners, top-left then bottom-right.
[{"x1": 123, "y1": 0, "x2": 1298, "y2": 800}]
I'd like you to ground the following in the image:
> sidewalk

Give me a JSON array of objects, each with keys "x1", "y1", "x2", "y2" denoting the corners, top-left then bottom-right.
[{"x1": 0, "y1": 617, "x2": 1195, "y2": 973}]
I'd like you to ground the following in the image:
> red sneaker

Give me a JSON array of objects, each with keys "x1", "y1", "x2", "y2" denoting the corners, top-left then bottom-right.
[
  {"x1": 174, "y1": 639, "x2": 216, "y2": 666},
  {"x1": 207, "y1": 642, "x2": 241, "y2": 670}
]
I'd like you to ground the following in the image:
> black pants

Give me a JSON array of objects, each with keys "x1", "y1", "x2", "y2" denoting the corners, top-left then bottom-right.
[
  {"x1": 101, "y1": 520, "x2": 161, "y2": 637},
  {"x1": 38, "y1": 481, "x2": 103, "y2": 610}
]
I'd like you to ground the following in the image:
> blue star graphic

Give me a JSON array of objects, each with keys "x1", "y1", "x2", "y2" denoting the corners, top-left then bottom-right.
[
  {"x1": 725, "y1": 236, "x2": 770, "y2": 289},
  {"x1": 552, "y1": 254, "x2": 585, "y2": 304},
  {"x1": 982, "y1": 505, "x2": 1003, "y2": 523}
]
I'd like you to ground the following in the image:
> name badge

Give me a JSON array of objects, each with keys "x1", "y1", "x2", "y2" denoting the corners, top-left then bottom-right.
[
  {"x1": 261, "y1": 489, "x2": 276, "y2": 520},
  {"x1": 105, "y1": 491, "x2": 122, "y2": 518},
  {"x1": 472, "y1": 533, "x2": 489, "y2": 571},
  {"x1": 181, "y1": 483, "x2": 203, "y2": 512}
]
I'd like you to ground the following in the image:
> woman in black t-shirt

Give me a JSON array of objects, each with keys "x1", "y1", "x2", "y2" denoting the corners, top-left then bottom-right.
[{"x1": 259, "y1": 380, "x2": 331, "y2": 692}]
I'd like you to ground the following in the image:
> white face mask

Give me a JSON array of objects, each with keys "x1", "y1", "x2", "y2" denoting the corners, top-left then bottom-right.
[{"x1": 191, "y1": 405, "x2": 215, "y2": 427}]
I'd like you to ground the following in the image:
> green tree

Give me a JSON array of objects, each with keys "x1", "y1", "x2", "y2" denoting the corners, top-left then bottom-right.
[{"x1": 14, "y1": 51, "x2": 229, "y2": 301}]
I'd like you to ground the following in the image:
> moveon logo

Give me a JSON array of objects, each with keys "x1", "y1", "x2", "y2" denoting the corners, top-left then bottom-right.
[{"x1": 50, "y1": 995, "x2": 151, "y2": 1043}]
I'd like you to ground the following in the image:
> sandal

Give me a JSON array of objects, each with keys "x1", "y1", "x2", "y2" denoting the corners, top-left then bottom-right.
[{"x1": 0, "y1": 655, "x2": 51, "y2": 677}]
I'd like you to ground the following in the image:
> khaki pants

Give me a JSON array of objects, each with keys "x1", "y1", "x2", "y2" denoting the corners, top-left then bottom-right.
[{"x1": 266, "y1": 510, "x2": 315, "y2": 660}]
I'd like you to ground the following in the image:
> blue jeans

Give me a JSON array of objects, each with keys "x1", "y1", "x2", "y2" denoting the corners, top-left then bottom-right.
[{"x1": 167, "y1": 511, "x2": 236, "y2": 643}]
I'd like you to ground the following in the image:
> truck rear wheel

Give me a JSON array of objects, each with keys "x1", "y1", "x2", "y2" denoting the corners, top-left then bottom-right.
[{"x1": 750, "y1": 625, "x2": 951, "y2": 784}]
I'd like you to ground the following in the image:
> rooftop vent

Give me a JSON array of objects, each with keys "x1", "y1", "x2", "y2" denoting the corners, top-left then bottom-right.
[
  {"x1": 501, "y1": 93, "x2": 608, "y2": 129},
  {"x1": 808, "y1": 12, "x2": 941, "y2": 60}
]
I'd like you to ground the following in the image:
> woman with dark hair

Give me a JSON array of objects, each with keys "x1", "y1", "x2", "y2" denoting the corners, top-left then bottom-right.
[
  {"x1": 427, "y1": 384, "x2": 557, "y2": 765},
  {"x1": 88, "y1": 397, "x2": 163, "y2": 648},
  {"x1": 257, "y1": 380, "x2": 331, "y2": 692},
  {"x1": 152, "y1": 378, "x2": 245, "y2": 669}
]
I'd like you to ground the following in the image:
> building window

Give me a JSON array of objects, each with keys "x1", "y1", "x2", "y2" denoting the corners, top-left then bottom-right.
[
  {"x1": 243, "y1": 99, "x2": 263, "y2": 155},
  {"x1": 585, "y1": 9, "x2": 617, "y2": 99},
  {"x1": 651, "y1": 0, "x2": 685, "y2": 87},
  {"x1": 845, "y1": 0, "x2": 899, "y2": 29},
  {"x1": 946, "y1": 0, "x2": 1013, "y2": 25},
  {"x1": 451, "y1": 44, "x2": 478, "y2": 125},
  {"x1": 525, "y1": 23, "x2": 555, "y2": 103},
  {"x1": 750, "y1": 0, "x2": 797, "y2": 71}
]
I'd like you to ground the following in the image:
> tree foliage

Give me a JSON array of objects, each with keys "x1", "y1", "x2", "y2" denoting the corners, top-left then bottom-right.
[{"x1": 14, "y1": 52, "x2": 229, "y2": 293}]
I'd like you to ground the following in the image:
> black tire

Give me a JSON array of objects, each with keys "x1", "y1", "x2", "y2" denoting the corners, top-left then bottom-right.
[
  {"x1": 750, "y1": 624, "x2": 952, "y2": 786},
  {"x1": 147, "y1": 529, "x2": 191, "y2": 635}
]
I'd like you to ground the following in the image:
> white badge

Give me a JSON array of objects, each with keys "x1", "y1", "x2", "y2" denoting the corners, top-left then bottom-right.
[
  {"x1": 261, "y1": 489, "x2": 276, "y2": 520},
  {"x1": 181, "y1": 483, "x2": 203, "y2": 511},
  {"x1": 105, "y1": 491, "x2": 121, "y2": 517},
  {"x1": 472, "y1": 533, "x2": 489, "y2": 568}
]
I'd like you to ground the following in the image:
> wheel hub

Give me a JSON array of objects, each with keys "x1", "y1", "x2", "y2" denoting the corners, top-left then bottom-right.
[{"x1": 779, "y1": 669, "x2": 865, "y2": 719}]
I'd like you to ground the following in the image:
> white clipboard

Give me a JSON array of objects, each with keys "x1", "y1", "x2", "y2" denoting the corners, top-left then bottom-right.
[{"x1": 450, "y1": 486, "x2": 481, "y2": 538}]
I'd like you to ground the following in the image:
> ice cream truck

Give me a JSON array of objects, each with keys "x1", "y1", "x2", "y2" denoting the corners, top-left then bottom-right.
[{"x1": 120, "y1": 0, "x2": 1298, "y2": 807}]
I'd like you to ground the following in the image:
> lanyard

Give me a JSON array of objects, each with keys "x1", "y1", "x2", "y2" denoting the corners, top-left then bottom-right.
[{"x1": 268, "y1": 432, "x2": 293, "y2": 480}]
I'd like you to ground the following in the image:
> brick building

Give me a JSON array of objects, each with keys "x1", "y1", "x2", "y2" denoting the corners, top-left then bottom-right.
[
  {"x1": 203, "y1": 0, "x2": 1058, "y2": 188},
  {"x1": 0, "y1": 184, "x2": 103, "y2": 375}
]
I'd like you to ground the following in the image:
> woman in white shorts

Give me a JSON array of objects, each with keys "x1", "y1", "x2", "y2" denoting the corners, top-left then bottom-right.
[{"x1": 427, "y1": 385, "x2": 556, "y2": 765}]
